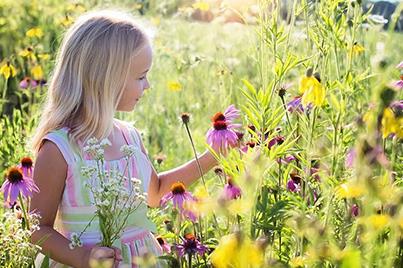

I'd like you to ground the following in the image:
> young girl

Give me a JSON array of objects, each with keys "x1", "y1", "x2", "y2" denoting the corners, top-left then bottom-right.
[{"x1": 30, "y1": 10, "x2": 217, "y2": 268}]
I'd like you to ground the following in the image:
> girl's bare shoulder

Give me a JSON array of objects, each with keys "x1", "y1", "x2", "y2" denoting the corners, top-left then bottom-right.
[{"x1": 35, "y1": 140, "x2": 68, "y2": 178}]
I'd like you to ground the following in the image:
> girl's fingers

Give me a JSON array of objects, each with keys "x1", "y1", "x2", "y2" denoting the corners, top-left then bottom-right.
[
  {"x1": 92, "y1": 247, "x2": 115, "y2": 259},
  {"x1": 110, "y1": 246, "x2": 123, "y2": 261}
]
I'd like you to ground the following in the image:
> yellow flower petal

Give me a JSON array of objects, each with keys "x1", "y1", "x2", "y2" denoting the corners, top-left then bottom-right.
[
  {"x1": 381, "y1": 108, "x2": 399, "y2": 138},
  {"x1": 19, "y1": 48, "x2": 36, "y2": 61},
  {"x1": 368, "y1": 214, "x2": 390, "y2": 230},
  {"x1": 211, "y1": 234, "x2": 264, "y2": 268},
  {"x1": 336, "y1": 183, "x2": 364, "y2": 198},
  {"x1": 26, "y1": 27, "x2": 43, "y2": 38},
  {"x1": 38, "y1": 53, "x2": 50, "y2": 60},
  {"x1": 59, "y1": 15, "x2": 74, "y2": 27},
  {"x1": 31, "y1": 65, "x2": 43, "y2": 80},
  {"x1": 290, "y1": 256, "x2": 306, "y2": 267},
  {"x1": 192, "y1": 2, "x2": 210, "y2": 11},
  {"x1": 0, "y1": 63, "x2": 17, "y2": 79},
  {"x1": 300, "y1": 76, "x2": 326, "y2": 107},
  {"x1": 167, "y1": 80, "x2": 182, "y2": 92},
  {"x1": 352, "y1": 43, "x2": 365, "y2": 55}
]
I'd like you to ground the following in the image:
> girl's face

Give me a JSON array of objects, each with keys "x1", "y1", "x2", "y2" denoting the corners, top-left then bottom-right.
[{"x1": 117, "y1": 42, "x2": 152, "y2": 111}]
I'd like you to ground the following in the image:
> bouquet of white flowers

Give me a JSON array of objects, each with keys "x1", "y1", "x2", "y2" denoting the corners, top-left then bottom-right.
[{"x1": 69, "y1": 138, "x2": 147, "y2": 248}]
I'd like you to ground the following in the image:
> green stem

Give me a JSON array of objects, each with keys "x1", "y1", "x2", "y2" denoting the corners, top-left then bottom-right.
[
  {"x1": 183, "y1": 122, "x2": 206, "y2": 189},
  {"x1": 18, "y1": 194, "x2": 30, "y2": 230}
]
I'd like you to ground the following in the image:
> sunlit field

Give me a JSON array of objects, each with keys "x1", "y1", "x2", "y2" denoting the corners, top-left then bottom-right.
[{"x1": 0, "y1": 0, "x2": 402, "y2": 267}]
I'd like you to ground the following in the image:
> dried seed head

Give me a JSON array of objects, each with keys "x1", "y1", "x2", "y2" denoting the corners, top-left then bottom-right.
[{"x1": 181, "y1": 113, "x2": 190, "y2": 124}]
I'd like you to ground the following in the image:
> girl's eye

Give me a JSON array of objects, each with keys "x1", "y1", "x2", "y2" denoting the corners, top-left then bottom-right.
[{"x1": 139, "y1": 76, "x2": 146, "y2": 81}]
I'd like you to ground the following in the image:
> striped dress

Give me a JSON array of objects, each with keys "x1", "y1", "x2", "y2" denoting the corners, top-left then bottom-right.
[{"x1": 35, "y1": 119, "x2": 163, "y2": 268}]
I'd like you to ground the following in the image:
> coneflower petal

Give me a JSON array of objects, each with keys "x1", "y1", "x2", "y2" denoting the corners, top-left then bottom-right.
[{"x1": 10, "y1": 183, "x2": 20, "y2": 203}]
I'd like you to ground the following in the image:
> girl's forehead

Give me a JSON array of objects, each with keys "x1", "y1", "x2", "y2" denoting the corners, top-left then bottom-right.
[{"x1": 131, "y1": 43, "x2": 153, "y2": 74}]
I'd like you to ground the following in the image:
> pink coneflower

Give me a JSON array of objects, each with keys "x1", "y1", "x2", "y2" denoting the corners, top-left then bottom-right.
[
  {"x1": 223, "y1": 104, "x2": 240, "y2": 122},
  {"x1": 160, "y1": 182, "x2": 197, "y2": 221},
  {"x1": 286, "y1": 172, "x2": 302, "y2": 193},
  {"x1": 345, "y1": 148, "x2": 356, "y2": 169},
  {"x1": 19, "y1": 77, "x2": 38, "y2": 89},
  {"x1": 1, "y1": 166, "x2": 39, "y2": 205},
  {"x1": 351, "y1": 204, "x2": 359, "y2": 217},
  {"x1": 241, "y1": 141, "x2": 256, "y2": 153},
  {"x1": 392, "y1": 80, "x2": 403, "y2": 90},
  {"x1": 277, "y1": 155, "x2": 296, "y2": 165},
  {"x1": 206, "y1": 111, "x2": 240, "y2": 151},
  {"x1": 287, "y1": 96, "x2": 304, "y2": 113},
  {"x1": 19, "y1": 157, "x2": 34, "y2": 178},
  {"x1": 156, "y1": 236, "x2": 171, "y2": 254},
  {"x1": 221, "y1": 178, "x2": 242, "y2": 200},
  {"x1": 268, "y1": 135, "x2": 285, "y2": 149},
  {"x1": 176, "y1": 233, "x2": 208, "y2": 257},
  {"x1": 396, "y1": 61, "x2": 403, "y2": 69}
]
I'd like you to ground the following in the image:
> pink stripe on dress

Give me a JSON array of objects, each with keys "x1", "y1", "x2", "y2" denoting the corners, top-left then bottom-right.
[{"x1": 65, "y1": 166, "x2": 78, "y2": 207}]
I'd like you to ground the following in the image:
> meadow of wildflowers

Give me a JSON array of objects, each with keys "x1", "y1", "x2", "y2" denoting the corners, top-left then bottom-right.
[{"x1": 0, "y1": 0, "x2": 402, "y2": 267}]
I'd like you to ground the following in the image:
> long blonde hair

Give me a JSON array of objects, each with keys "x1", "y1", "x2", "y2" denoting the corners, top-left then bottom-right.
[{"x1": 31, "y1": 9, "x2": 149, "y2": 154}]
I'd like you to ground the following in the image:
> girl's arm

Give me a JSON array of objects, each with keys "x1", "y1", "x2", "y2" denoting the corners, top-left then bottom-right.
[
  {"x1": 30, "y1": 141, "x2": 90, "y2": 268},
  {"x1": 138, "y1": 140, "x2": 218, "y2": 208}
]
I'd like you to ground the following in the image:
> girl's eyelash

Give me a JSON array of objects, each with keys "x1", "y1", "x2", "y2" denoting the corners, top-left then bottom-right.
[{"x1": 139, "y1": 76, "x2": 146, "y2": 80}]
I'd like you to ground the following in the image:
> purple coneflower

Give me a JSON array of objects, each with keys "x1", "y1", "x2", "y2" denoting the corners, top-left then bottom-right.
[
  {"x1": 268, "y1": 135, "x2": 285, "y2": 149},
  {"x1": 277, "y1": 154, "x2": 296, "y2": 165},
  {"x1": 396, "y1": 61, "x2": 403, "y2": 69},
  {"x1": 286, "y1": 172, "x2": 302, "y2": 193},
  {"x1": 160, "y1": 182, "x2": 197, "y2": 221},
  {"x1": 391, "y1": 79, "x2": 403, "y2": 90},
  {"x1": 221, "y1": 177, "x2": 242, "y2": 200},
  {"x1": 206, "y1": 110, "x2": 241, "y2": 151},
  {"x1": 176, "y1": 233, "x2": 208, "y2": 257},
  {"x1": 287, "y1": 96, "x2": 304, "y2": 113},
  {"x1": 156, "y1": 236, "x2": 171, "y2": 254},
  {"x1": 19, "y1": 157, "x2": 34, "y2": 178},
  {"x1": 19, "y1": 77, "x2": 38, "y2": 89},
  {"x1": 345, "y1": 148, "x2": 356, "y2": 169},
  {"x1": 1, "y1": 166, "x2": 39, "y2": 205},
  {"x1": 351, "y1": 204, "x2": 359, "y2": 217},
  {"x1": 223, "y1": 104, "x2": 240, "y2": 122}
]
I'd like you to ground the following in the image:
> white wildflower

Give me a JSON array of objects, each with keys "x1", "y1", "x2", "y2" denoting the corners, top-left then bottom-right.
[
  {"x1": 100, "y1": 138, "x2": 112, "y2": 147},
  {"x1": 120, "y1": 144, "x2": 136, "y2": 157}
]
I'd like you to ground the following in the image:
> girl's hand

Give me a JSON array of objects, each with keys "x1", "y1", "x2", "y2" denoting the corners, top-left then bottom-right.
[{"x1": 81, "y1": 246, "x2": 123, "y2": 268}]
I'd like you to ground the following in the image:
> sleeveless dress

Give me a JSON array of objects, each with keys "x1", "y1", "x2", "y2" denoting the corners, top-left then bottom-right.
[{"x1": 35, "y1": 119, "x2": 163, "y2": 268}]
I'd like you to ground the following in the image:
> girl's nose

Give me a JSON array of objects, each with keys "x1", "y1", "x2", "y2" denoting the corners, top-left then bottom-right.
[{"x1": 144, "y1": 78, "x2": 150, "y2": 90}]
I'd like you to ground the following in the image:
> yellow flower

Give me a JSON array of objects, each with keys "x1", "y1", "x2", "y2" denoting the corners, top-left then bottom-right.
[
  {"x1": 184, "y1": 197, "x2": 216, "y2": 218},
  {"x1": 150, "y1": 17, "x2": 161, "y2": 26},
  {"x1": 368, "y1": 214, "x2": 390, "y2": 230},
  {"x1": 351, "y1": 42, "x2": 365, "y2": 55},
  {"x1": 192, "y1": 2, "x2": 210, "y2": 11},
  {"x1": 226, "y1": 198, "x2": 253, "y2": 216},
  {"x1": 0, "y1": 62, "x2": 17, "y2": 79},
  {"x1": 299, "y1": 72, "x2": 326, "y2": 107},
  {"x1": 67, "y1": 3, "x2": 86, "y2": 13},
  {"x1": 211, "y1": 233, "x2": 264, "y2": 268},
  {"x1": 38, "y1": 53, "x2": 50, "y2": 60},
  {"x1": 336, "y1": 183, "x2": 364, "y2": 199},
  {"x1": 19, "y1": 47, "x2": 36, "y2": 61},
  {"x1": 26, "y1": 27, "x2": 43, "y2": 38},
  {"x1": 167, "y1": 80, "x2": 182, "y2": 92},
  {"x1": 289, "y1": 256, "x2": 306, "y2": 267},
  {"x1": 193, "y1": 185, "x2": 209, "y2": 199},
  {"x1": 59, "y1": 15, "x2": 74, "y2": 27},
  {"x1": 31, "y1": 65, "x2": 43, "y2": 80},
  {"x1": 381, "y1": 108, "x2": 402, "y2": 139}
]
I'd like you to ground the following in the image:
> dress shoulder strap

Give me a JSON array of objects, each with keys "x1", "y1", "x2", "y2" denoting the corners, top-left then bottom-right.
[
  {"x1": 41, "y1": 128, "x2": 80, "y2": 165},
  {"x1": 114, "y1": 119, "x2": 142, "y2": 148}
]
